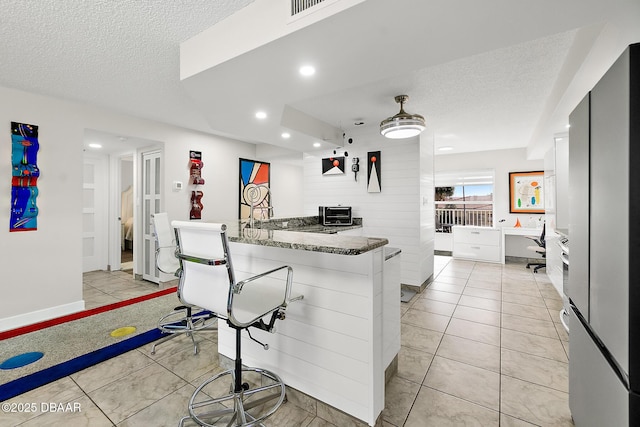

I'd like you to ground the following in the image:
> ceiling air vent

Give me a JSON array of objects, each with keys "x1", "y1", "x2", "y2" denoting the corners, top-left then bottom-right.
[{"x1": 291, "y1": 0, "x2": 326, "y2": 16}]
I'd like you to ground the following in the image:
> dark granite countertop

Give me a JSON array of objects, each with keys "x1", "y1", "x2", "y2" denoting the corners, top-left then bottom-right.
[
  {"x1": 246, "y1": 216, "x2": 363, "y2": 234},
  {"x1": 224, "y1": 217, "x2": 388, "y2": 255}
]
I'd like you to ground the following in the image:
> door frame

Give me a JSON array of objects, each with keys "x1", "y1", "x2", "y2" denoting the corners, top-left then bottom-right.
[
  {"x1": 108, "y1": 152, "x2": 136, "y2": 272},
  {"x1": 140, "y1": 148, "x2": 163, "y2": 283},
  {"x1": 82, "y1": 153, "x2": 109, "y2": 273}
]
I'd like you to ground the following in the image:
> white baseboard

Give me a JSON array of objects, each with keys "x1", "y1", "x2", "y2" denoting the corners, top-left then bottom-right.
[{"x1": 0, "y1": 300, "x2": 86, "y2": 333}]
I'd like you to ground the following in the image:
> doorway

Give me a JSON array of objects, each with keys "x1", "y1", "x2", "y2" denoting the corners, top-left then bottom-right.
[
  {"x1": 82, "y1": 129, "x2": 164, "y2": 309},
  {"x1": 82, "y1": 153, "x2": 108, "y2": 273},
  {"x1": 83, "y1": 129, "x2": 163, "y2": 279},
  {"x1": 120, "y1": 156, "x2": 134, "y2": 273}
]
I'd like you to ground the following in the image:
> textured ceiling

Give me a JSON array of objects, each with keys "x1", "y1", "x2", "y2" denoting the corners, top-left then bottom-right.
[
  {"x1": 0, "y1": 0, "x2": 255, "y2": 133},
  {"x1": 1, "y1": 0, "x2": 639, "y2": 159}
]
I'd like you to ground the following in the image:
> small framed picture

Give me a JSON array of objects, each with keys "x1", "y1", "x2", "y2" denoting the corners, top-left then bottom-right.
[{"x1": 509, "y1": 171, "x2": 544, "y2": 213}]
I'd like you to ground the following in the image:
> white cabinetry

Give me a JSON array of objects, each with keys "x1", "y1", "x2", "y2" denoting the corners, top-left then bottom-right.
[{"x1": 452, "y1": 226, "x2": 501, "y2": 263}]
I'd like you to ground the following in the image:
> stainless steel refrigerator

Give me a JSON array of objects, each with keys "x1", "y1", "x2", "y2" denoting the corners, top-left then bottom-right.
[{"x1": 568, "y1": 43, "x2": 640, "y2": 426}]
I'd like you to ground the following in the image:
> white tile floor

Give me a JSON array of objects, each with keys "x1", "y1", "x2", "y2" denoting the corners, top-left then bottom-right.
[
  {"x1": 1, "y1": 257, "x2": 574, "y2": 426},
  {"x1": 82, "y1": 270, "x2": 176, "y2": 310}
]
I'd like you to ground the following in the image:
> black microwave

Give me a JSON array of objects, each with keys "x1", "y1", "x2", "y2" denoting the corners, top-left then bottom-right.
[{"x1": 319, "y1": 206, "x2": 352, "y2": 226}]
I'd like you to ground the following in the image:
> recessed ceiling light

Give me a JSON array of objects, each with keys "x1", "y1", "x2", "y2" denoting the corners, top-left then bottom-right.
[
  {"x1": 438, "y1": 146, "x2": 453, "y2": 151},
  {"x1": 566, "y1": 124, "x2": 571, "y2": 128},
  {"x1": 281, "y1": 132, "x2": 291, "y2": 139},
  {"x1": 88, "y1": 143, "x2": 102, "y2": 149},
  {"x1": 313, "y1": 142, "x2": 321, "y2": 148},
  {"x1": 255, "y1": 111, "x2": 267, "y2": 119},
  {"x1": 299, "y1": 65, "x2": 315, "y2": 77}
]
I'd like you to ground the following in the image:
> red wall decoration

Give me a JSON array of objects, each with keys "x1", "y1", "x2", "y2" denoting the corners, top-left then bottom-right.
[{"x1": 189, "y1": 150, "x2": 204, "y2": 220}]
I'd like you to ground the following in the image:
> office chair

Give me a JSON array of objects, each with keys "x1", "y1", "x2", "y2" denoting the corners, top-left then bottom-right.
[
  {"x1": 525, "y1": 223, "x2": 546, "y2": 273},
  {"x1": 172, "y1": 221, "x2": 301, "y2": 427},
  {"x1": 150, "y1": 213, "x2": 215, "y2": 355}
]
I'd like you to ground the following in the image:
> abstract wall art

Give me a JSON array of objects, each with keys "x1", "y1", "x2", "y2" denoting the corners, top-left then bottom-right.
[
  {"x1": 10, "y1": 122, "x2": 40, "y2": 232},
  {"x1": 367, "y1": 151, "x2": 381, "y2": 193},
  {"x1": 239, "y1": 158, "x2": 271, "y2": 221},
  {"x1": 322, "y1": 156, "x2": 345, "y2": 175},
  {"x1": 509, "y1": 171, "x2": 544, "y2": 213},
  {"x1": 189, "y1": 150, "x2": 204, "y2": 220}
]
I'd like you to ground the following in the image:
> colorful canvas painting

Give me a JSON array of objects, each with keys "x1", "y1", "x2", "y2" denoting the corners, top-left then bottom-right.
[
  {"x1": 10, "y1": 122, "x2": 40, "y2": 232},
  {"x1": 509, "y1": 171, "x2": 544, "y2": 213},
  {"x1": 239, "y1": 158, "x2": 271, "y2": 221},
  {"x1": 322, "y1": 156, "x2": 345, "y2": 175},
  {"x1": 367, "y1": 151, "x2": 381, "y2": 193}
]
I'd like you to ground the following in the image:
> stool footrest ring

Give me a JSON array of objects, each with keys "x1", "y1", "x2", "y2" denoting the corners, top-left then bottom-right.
[{"x1": 179, "y1": 366, "x2": 285, "y2": 427}]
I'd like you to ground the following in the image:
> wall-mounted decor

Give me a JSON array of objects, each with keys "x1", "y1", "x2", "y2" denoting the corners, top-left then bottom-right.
[
  {"x1": 190, "y1": 190, "x2": 203, "y2": 220},
  {"x1": 10, "y1": 122, "x2": 40, "y2": 232},
  {"x1": 367, "y1": 151, "x2": 381, "y2": 193},
  {"x1": 239, "y1": 158, "x2": 271, "y2": 221},
  {"x1": 189, "y1": 150, "x2": 204, "y2": 185},
  {"x1": 189, "y1": 150, "x2": 204, "y2": 219},
  {"x1": 322, "y1": 156, "x2": 345, "y2": 175},
  {"x1": 509, "y1": 171, "x2": 544, "y2": 213}
]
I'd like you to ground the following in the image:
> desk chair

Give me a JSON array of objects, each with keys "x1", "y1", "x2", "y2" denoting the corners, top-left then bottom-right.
[
  {"x1": 150, "y1": 213, "x2": 215, "y2": 355},
  {"x1": 525, "y1": 223, "x2": 546, "y2": 273},
  {"x1": 173, "y1": 221, "x2": 301, "y2": 427}
]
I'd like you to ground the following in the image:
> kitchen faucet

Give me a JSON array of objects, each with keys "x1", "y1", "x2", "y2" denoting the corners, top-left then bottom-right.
[{"x1": 248, "y1": 184, "x2": 273, "y2": 228}]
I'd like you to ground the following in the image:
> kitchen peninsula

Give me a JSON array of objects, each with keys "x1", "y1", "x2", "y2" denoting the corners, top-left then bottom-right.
[{"x1": 218, "y1": 216, "x2": 400, "y2": 426}]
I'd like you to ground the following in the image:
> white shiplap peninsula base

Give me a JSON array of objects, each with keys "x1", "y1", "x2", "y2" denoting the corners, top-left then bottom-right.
[{"x1": 218, "y1": 223, "x2": 399, "y2": 426}]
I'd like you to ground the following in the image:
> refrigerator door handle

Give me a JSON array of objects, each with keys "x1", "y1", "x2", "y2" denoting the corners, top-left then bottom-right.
[
  {"x1": 560, "y1": 308, "x2": 570, "y2": 333},
  {"x1": 571, "y1": 304, "x2": 630, "y2": 389}
]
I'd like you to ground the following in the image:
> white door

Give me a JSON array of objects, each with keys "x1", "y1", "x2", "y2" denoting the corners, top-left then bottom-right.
[
  {"x1": 141, "y1": 150, "x2": 162, "y2": 283},
  {"x1": 82, "y1": 154, "x2": 108, "y2": 272}
]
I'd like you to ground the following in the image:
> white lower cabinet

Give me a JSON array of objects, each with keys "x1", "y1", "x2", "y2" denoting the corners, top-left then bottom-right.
[{"x1": 452, "y1": 226, "x2": 501, "y2": 263}]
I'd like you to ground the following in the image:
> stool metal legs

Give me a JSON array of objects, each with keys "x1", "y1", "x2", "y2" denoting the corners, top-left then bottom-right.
[
  {"x1": 151, "y1": 306, "x2": 216, "y2": 355},
  {"x1": 178, "y1": 328, "x2": 285, "y2": 427}
]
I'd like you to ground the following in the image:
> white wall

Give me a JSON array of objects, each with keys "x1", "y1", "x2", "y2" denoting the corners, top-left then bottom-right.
[
  {"x1": 302, "y1": 135, "x2": 434, "y2": 288},
  {"x1": 121, "y1": 159, "x2": 133, "y2": 192},
  {"x1": 269, "y1": 161, "x2": 304, "y2": 217},
  {"x1": 435, "y1": 148, "x2": 545, "y2": 257},
  {"x1": 0, "y1": 85, "x2": 305, "y2": 331},
  {"x1": 163, "y1": 134, "x2": 254, "y2": 224},
  {"x1": 255, "y1": 144, "x2": 305, "y2": 218},
  {"x1": 419, "y1": 134, "x2": 436, "y2": 285}
]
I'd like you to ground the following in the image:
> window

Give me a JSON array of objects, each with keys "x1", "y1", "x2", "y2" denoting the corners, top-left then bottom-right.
[{"x1": 435, "y1": 169, "x2": 494, "y2": 232}]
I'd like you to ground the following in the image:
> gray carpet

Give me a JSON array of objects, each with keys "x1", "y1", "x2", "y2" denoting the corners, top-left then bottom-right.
[{"x1": 0, "y1": 294, "x2": 183, "y2": 385}]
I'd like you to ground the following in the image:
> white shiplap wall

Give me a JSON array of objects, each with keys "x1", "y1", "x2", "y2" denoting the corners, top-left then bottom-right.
[
  {"x1": 222, "y1": 242, "x2": 386, "y2": 425},
  {"x1": 302, "y1": 136, "x2": 434, "y2": 287}
]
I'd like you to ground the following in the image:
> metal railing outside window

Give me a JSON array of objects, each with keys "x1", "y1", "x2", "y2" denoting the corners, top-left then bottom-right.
[
  {"x1": 435, "y1": 207, "x2": 493, "y2": 231},
  {"x1": 435, "y1": 178, "x2": 494, "y2": 232}
]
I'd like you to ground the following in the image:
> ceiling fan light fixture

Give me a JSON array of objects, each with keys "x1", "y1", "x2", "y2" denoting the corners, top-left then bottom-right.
[{"x1": 380, "y1": 95, "x2": 425, "y2": 139}]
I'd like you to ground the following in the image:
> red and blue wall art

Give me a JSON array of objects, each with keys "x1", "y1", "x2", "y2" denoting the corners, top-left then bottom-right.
[
  {"x1": 10, "y1": 122, "x2": 39, "y2": 232},
  {"x1": 239, "y1": 158, "x2": 271, "y2": 221}
]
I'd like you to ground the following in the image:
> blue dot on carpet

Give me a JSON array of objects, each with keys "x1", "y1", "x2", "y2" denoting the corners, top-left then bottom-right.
[{"x1": 0, "y1": 352, "x2": 44, "y2": 370}]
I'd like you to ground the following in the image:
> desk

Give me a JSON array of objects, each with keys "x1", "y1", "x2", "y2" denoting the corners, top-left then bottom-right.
[
  {"x1": 501, "y1": 227, "x2": 540, "y2": 264},
  {"x1": 452, "y1": 226, "x2": 501, "y2": 263}
]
